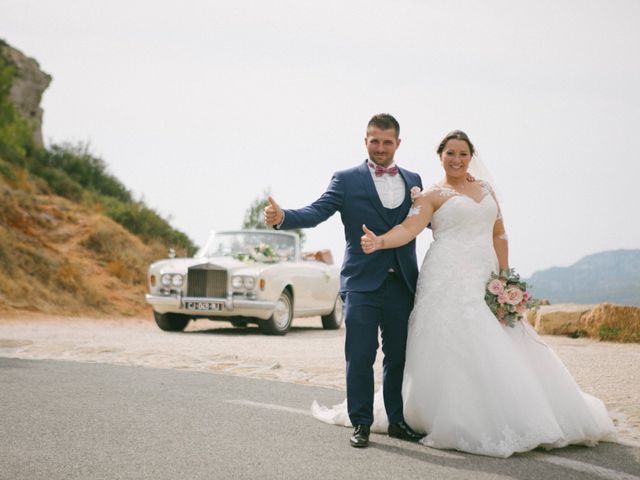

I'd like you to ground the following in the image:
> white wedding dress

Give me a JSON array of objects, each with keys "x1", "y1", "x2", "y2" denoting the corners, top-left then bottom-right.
[{"x1": 312, "y1": 182, "x2": 617, "y2": 457}]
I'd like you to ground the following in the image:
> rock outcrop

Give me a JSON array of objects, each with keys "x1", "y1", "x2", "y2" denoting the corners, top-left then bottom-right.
[
  {"x1": 582, "y1": 304, "x2": 640, "y2": 343},
  {"x1": 528, "y1": 304, "x2": 594, "y2": 336},
  {"x1": 1, "y1": 42, "x2": 51, "y2": 148},
  {"x1": 528, "y1": 303, "x2": 640, "y2": 342}
]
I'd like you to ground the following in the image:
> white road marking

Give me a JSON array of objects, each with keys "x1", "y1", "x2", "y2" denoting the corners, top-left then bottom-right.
[
  {"x1": 227, "y1": 399, "x2": 311, "y2": 416},
  {"x1": 530, "y1": 453, "x2": 640, "y2": 480}
]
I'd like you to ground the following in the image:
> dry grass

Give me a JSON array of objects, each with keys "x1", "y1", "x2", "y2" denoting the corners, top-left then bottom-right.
[
  {"x1": 0, "y1": 172, "x2": 169, "y2": 317},
  {"x1": 105, "y1": 259, "x2": 146, "y2": 285}
]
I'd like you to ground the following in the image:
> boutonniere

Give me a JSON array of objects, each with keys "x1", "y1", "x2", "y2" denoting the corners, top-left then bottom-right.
[{"x1": 410, "y1": 186, "x2": 422, "y2": 202}]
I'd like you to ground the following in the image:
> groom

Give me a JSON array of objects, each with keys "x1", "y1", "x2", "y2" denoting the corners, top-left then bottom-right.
[{"x1": 264, "y1": 114, "x2": 424, "y2": 448}]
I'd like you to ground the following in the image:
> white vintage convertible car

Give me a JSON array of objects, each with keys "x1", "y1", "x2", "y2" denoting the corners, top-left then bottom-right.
[{"x1": 145, "y1": 230, "x2": 343, "y2": 335}]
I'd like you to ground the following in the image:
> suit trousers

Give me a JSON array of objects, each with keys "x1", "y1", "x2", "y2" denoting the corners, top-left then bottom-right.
[{"x1": 343, "y1": 271, "x2": 415, "y2": 426}]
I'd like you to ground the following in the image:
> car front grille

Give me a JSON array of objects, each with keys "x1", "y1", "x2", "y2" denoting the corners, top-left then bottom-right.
[{"x1": 187, "y1": 265, "x2": 227, "y2": 297}]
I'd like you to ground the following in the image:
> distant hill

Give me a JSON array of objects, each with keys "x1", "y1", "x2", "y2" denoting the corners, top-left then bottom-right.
[
  {"x1": 0, "y1": 40, "x2": 196, "y2": 316},
  {"x1": 526, "y1": 249, "x2": 640, "y2": 306}
]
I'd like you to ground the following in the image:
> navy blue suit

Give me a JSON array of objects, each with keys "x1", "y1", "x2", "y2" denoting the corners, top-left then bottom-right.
[{"x1": 280, "y1": 160, "x2": 422, "y2": 426}]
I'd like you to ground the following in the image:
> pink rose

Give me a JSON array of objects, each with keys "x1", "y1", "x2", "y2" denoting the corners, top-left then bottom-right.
[
  {"x1": 488, "y1": 279, "x2": 504, "y2": 295},
  {"x1": 505, "y1": 287, "x2": 524, "y2": 306},
  {"x1": 523, "y1": 291, "x2": 529, "y2": 301},
  {"x1": 497, "y1": 293, "x2": 507, "y2": 305},
  {"x1": 410, "y1": 186, "x2": 422, "y2": 201}
]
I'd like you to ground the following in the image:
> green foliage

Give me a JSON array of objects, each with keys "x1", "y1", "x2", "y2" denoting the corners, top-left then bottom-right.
[
  {"x1": 100, "y1": 196, "x2": 196, "y2": 254},
  {"x1": 42, "y1": 143, "x2": 132, "y2": 202},
  {"x1": 597, "y1": 324, "x2": 621, "y2": 341},
  {"x1": 0, "y1": 157, "x2": 16, "y2": 181},
  {"x1": 34, "y1": 164, "x2": 85, "y2": 201},
  {"x1": 242, "y1": 188, "x2": 306, "y2": 247},
  {"x1": 568, "y1": 330, "x2": 587, "y2": 339}
]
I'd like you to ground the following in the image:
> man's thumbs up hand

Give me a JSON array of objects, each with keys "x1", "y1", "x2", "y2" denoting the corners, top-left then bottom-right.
[
  {"x1": 360, "y1": 224, "x2": 381, "y2": 254},
  {"x1": 264, "y1": 195, "x2": 284, "y2": 226}
]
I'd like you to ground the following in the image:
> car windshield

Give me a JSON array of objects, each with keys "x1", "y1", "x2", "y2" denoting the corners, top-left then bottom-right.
[{"x1": 196, "y1": 232, "x2": 296, "y2": 262}]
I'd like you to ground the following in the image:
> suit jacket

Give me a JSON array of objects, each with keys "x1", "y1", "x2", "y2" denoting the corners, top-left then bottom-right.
[{"x1": 280, "y1": 160, "x2": 423, "y2": 294}]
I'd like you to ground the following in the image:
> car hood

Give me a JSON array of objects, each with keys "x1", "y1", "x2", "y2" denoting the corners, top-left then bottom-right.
[{"x1": 149, "y1": 256, "x2": 280, "y2": 275}]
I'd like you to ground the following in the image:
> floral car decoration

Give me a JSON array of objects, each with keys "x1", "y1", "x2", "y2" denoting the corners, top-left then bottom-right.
[
  {"x1": 233, "y1": 243, "x2": 280, "y2": 264},
  {"x1": 145, "y1": 230, "x2": 343, "y2": 335}
]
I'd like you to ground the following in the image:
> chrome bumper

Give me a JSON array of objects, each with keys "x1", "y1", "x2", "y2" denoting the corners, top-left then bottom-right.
[{"x1": 145, "y1": 294, "x2": 277, "y2": 312}]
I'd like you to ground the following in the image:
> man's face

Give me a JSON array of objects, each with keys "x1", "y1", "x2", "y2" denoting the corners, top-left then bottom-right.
[{"x1": 365, "y1": 127, "x2": 401, "y2": 167}]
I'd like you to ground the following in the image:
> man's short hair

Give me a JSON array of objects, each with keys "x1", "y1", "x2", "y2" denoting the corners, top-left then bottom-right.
[{"x1": 367, "y1": 113, "x2": 400, "y2": 137}]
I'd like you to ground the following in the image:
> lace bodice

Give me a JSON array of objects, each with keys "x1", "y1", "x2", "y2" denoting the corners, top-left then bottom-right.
[{"x1": 424, "y1": 181, "x2": 499, "y2": 244}]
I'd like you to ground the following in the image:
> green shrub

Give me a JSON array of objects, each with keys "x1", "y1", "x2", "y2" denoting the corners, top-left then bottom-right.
[
  {"x1": 34, "y1": 166, "x2": 84, "y2": 201},
  {"x1": 100, "y1": 196, "x2": 196, "y2": 254},
  {"x1": 0, "y1": 157, "x2": 16, "y2": 181},
  {"x1": 40, "y1": 144, "x2": 132, "y2": 202},
  {"x1": 597, "y1": 324, "x2": 621, "y2": 341}
]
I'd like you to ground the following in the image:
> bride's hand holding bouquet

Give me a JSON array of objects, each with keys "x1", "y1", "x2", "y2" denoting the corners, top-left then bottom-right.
[{"x1": 485, "y1": 268, "x2": 537, "y2": 327}]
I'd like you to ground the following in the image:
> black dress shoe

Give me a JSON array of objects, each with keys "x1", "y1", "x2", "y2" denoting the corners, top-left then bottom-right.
[
  {"x1": 350, "y1": 425, "x2": 370, "y2": 448},
  {"x1": 388, "y1": 421, "x2": 425, "y2": 442}
]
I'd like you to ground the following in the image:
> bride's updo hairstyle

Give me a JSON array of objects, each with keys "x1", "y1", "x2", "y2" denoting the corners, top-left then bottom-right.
[{"x1": 437, "y1": 130, "x2": 475, "y2": 157}]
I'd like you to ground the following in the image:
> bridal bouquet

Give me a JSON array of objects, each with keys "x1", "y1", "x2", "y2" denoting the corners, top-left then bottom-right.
[{"x1": 485, "y1": 268, "x2": 536, "y2": 327}]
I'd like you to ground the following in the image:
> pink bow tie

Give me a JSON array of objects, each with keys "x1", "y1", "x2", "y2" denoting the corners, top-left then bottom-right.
[{"x1": 369, "y1": 162, "x2": 399, "y2": 177}]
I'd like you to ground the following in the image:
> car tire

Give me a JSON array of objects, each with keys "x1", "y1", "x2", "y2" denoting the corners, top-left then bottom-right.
[
  {"x1": 153, "y1": 311, "x2": 190, "y2": 332},
  {"x1": 259, "y1": 290, "x2": 293, "y2": 335},
  {"x1": 321, "y1": 294, "x2": 344, "y2": 330}
]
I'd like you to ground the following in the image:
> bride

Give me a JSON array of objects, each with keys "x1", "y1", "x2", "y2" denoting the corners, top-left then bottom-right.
[{"x1": 313, "y1": 130, "x2": 618, "y2": 458}]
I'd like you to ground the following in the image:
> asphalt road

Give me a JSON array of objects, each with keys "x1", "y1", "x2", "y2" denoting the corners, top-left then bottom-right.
[{"x1": 1, "y1": 358, "x2": 639, "y2": 480}]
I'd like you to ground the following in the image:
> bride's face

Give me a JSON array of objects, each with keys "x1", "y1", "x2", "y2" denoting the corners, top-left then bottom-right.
[{"x1": 440, "y1": 139, "x2": 471, "y2": 178}]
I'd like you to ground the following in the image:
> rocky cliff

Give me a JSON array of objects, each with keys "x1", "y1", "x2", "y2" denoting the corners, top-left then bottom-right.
[{"x1": 0, "y1": 42, "x2": 51, "y2": 148}]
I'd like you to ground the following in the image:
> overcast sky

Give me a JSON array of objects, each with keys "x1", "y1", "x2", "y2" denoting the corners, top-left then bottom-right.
[{"x1": 2, "y1": 0, "x2": 639, "y2": 276}]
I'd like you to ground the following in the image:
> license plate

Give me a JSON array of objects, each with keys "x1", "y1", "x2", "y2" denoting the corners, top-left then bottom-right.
[{"x1": 185, "y1": 301, "x2": 223, "y2": 312}]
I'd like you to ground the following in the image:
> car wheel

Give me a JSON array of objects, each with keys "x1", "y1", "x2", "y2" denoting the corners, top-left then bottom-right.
[
  {"x1": 321, "y1": 294, "x2": 344, "y2": 330},
  {"x1": 259, "y1": 290, "x2": 293, "y2": 335},
  {"x1": 153, "y1": 311, "x2": 190, "y2": 332}
]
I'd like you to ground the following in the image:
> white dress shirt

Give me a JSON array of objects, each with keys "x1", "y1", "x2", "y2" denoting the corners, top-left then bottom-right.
[{"x1": 368, "y1": 161, "x2": 406, "y2": 209}]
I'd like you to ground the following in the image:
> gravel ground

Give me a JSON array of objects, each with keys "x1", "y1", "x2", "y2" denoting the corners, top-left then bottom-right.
[{"x1": 0, "y1": 314, "x2": 638, "y2": 446}]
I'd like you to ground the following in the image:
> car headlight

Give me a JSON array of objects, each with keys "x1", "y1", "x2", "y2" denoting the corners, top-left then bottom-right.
[
  {"x1": 232, "y1": 275, "x2": 256, "y2": 290},
  {"x1": 161, "y1": 273, "x2": 183, "y2": 288}
]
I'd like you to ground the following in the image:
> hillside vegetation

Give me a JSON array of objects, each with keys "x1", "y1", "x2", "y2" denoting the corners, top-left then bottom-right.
[{"x1": 0, "y1": 40, "x2": 196, "y2": 316}]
